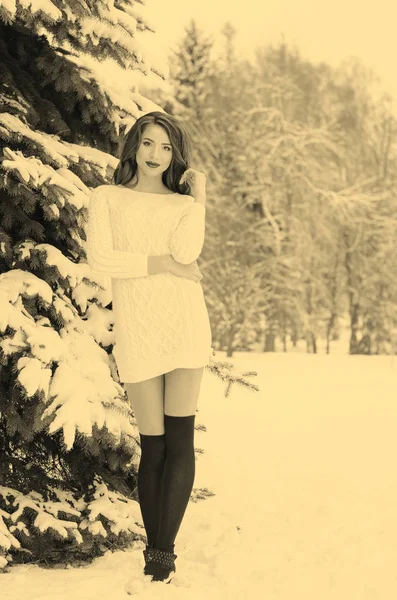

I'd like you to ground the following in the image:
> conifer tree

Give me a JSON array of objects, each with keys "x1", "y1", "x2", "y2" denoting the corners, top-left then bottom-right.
[{"x1": 170, "y1": 18, "x2": 214, "y2": 122}]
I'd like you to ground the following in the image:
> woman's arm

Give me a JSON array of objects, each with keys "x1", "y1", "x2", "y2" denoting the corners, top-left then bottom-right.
[
  {"x1": 87, "y1": 188, "x2": 170, "y2": 278},
  {"x1": 169, "y1": 198, "x2": 206, "y2": 264}
]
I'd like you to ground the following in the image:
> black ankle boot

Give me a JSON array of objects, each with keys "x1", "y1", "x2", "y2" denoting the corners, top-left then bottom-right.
[
  {"x1": 144, "y1": 547, "x2": 177, "y2": 583},
  {"x1": 143, "y1": 543, "x2": 175, "y2": 564}
]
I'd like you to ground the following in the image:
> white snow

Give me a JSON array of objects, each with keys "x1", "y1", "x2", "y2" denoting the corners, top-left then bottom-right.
[
  {"x1": 18, "y1": 0, "x2": 61, "y2": 21},
  {"x1": 1, "y1": 346, "x2": 396, "y2": 598}
]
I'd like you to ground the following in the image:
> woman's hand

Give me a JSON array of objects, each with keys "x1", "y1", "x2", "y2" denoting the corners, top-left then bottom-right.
[
  {"x1": 179, "y1": 168, "x2": 206, "y2": 203},
  {"x1": 147, "y1": 255, "x2": 203, "y2": 282},
  {"x1": 168, "y1": 257, "x2": 203, "y2": 282}
]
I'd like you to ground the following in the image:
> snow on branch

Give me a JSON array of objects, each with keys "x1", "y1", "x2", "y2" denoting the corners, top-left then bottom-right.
[
  {"x1": 0, "y1": 114, "x2": 122, "y2": 184},
  {"x1": 0, "y1": 479, "x2": 144, "y2": 569},
  {"x1": 0, "y1": 0, "x2": 165, "y2": 78},
  {"x1": 0, "y1": 114, "x2": 73, "y2": 167},
  {"x1": 0, "y1": 270, "x2": 137, "y2": 452},
  {"x1": 59, "y1": 51, "x2": 164, "y2": 133}
]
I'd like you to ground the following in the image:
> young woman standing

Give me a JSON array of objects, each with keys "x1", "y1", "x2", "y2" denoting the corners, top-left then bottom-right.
[{"x1": 86, "y1": 112, "x2": 212, "y2": 584}]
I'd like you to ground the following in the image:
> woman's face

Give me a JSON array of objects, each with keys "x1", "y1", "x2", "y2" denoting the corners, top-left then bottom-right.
[{"x1": 135, "y1": 123, "x2": 173, "y2": 177}]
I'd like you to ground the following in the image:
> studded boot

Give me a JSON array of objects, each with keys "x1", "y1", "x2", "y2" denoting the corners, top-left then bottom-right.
[{"x1": 143, "y1": 546, "x2": 177, "y2": 583}]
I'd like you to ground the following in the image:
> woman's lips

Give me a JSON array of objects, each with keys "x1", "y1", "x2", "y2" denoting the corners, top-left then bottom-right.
[{"x1": 146, "y1": 161, "x2": 160, "y2": 168}]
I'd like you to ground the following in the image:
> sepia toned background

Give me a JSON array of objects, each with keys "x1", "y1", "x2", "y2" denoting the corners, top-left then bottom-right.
[
  {"x1": 145, "y1": 0, "x2": 397, "y2": 101},
  {"x1": 0, "y1": 1, "x2": 396, "y2": 598}
]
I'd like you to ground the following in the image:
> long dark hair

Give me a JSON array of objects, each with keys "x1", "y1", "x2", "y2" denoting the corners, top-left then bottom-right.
[{"x1": 112, "y1": 111, "x2": 192, "y2": 195}]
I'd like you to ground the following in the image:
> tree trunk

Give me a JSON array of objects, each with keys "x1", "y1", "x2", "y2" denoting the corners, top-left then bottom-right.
[
  {"x1": 326, "y1": 312, "x2": 336, "y2": 354},
  {"x1": 311, "y1": 333, "x2": 317, "y2": 354},
  {"x1": 264, "y1": 313, "x2": 277, "y2": 352},
  {"x1": 264, "y1": 332, "x2": 276, "y2": 352},
  {"x1": 344, "y1": 231, "x2": 362, "y2": 355},
  {"x1": 226, "y1": 328, "x2": 235, "y2": 357},
  {"x1": 305, "y1": 333, "x2": 316, "y2": 353},
  {"x1": 349, "y1": 302, "x2": 360, "y2": 354}
]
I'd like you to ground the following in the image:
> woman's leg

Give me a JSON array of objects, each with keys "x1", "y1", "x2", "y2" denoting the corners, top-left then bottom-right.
[
  {"x1": 124, "y1": 375, "x2": 166, "y2": 547},
  {"x1": 154, "y1": 367, "x2": 204, "y2": 552},
  {"x1": 164, "y1": 366, "x2": 204, "y2": 417},
  {"x1": 124, "y1": 375, "x2": 165, "y2": 435}
]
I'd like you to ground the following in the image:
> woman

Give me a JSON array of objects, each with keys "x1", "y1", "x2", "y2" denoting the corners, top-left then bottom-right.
[{"x1": 86, "y1": 111, "x2": 212, "y2": 584}]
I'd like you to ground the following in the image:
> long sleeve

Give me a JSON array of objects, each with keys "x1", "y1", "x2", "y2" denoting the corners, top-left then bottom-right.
[
  {"x1": 169, "y1": 200, "x2": 206, "y2": 264},
  {"x1": 86, "y1": 187, "x2": 149, "y2": 278}
]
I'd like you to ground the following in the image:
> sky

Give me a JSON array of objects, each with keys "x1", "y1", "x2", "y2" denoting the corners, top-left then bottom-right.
[{"x1": 141, "y1": 0, "x2": 397, "y2": 102}]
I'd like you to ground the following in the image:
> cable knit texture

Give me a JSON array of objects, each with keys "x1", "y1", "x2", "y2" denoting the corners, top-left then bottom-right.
[{"x1": 86, "y1": 184, "x2": 212, "y2": 383}]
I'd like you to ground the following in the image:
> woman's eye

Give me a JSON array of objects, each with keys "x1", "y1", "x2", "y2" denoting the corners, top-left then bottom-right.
[
  {"x1": 164, "y1": 147, "x2": 172, "y2": 152},
  {"x1": 143, "y1": 141, "x2": 151, "y2": 147}
]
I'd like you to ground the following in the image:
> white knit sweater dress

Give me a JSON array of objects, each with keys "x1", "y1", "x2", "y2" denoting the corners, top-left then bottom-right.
[{"x1": 86, "y1": 184, "x2": 212, "y2": 383}]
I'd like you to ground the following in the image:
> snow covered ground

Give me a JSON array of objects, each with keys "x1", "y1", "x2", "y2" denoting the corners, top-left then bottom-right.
[{"x1": 2, "y1": 348, "x2": 397, "y2": 599}]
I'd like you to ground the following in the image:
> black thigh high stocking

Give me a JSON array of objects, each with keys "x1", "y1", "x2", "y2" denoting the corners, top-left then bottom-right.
[
  {"x1": 137, "y1": 433, "x2": 166, "y2": 548},
  {"x1": 154, "y1": 414, "x2": 196, "y2": 552}
]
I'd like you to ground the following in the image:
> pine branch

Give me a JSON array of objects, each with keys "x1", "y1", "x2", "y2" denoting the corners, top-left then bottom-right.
[{"x1": 206, "y1": 359, "x2": 259, "y2": 398}]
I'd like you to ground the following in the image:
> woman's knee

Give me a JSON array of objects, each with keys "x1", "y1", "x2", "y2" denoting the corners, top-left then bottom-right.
[
  {"x1": 164, "y1": 414, "x2": 196, "y2": 457},
  {"x1": 139, "y1": 432, "x2": 166, "y2": 466}
]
